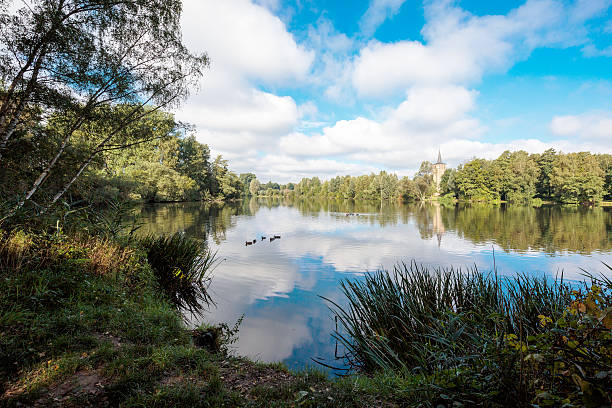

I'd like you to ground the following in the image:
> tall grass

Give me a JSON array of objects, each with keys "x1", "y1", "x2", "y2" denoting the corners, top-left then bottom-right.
[
  {"x1": 138, "y1": 233, "x2": 216, "y2": 317},
  {"x1": 324, "y1": 261, "x2": 572, "y2": 373}
]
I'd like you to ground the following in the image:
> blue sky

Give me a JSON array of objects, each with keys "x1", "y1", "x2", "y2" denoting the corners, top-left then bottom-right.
[{"x1": 177, "y1": 0, "x2": 612, "y2": 182}]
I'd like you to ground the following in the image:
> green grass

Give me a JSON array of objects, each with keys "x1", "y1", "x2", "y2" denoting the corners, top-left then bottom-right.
[
  {"x1": 325, "y1": 261, "x2": 571, "y2": 373},
  {"x1": 138, "y1": 232, "x2": 216, "y2": 317}
]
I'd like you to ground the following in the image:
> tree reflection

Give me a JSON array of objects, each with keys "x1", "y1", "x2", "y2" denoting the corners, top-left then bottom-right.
[{"x1": 134, "y1": 199, "x2": 612, "y2": 255}]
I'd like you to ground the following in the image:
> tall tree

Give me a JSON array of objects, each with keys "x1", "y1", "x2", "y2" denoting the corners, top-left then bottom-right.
[
  {"x1": 249, "y1": 178, "x2": 260, "y2": 197},
  {"x1": 0, "y1": 0, "x2": 207, "y2": 212},
  {"x1": 412, "y1": 161, "x2": 435, "y2": 200},
  {"x1": 454, "y1": 159, "x2": 496, "y2": 201},
  {"x1": 493, "y1": 150, "x2": 540, "y2": 202},
  {"x1": 239, "y1": 173, "x2": 257, "y2": 196},
  {"x1": 177, "y1": 135, "x2": 212, "y2": 198},
  {"x1": 439, "y1": 168, "x2": 457, "y2": 196},
  {"x1": 535, "y1": 148, "x2": 557, "y2": 199}
]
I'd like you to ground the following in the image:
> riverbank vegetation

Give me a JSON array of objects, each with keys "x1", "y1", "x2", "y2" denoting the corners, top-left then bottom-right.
[
  {"x1": 2, "y1": 219, "x2": 610, "y2": 407},
  {"x1": 0, "y1": 225, "x2": 353, "y2": 407},
  {"x1": 0, "y1": 214, "x2": 429, "y2": 407},
  {"x1": 245, "y1": 150, "x2": 612, "y2": 205},
  {"x1": 326, "y1": 262, "x2": 612, "y2": 407}
]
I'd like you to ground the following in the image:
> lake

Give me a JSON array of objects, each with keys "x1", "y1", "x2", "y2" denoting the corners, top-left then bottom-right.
[{"x1": 135, "y1": 198, "x2": 612, "y2": 372}]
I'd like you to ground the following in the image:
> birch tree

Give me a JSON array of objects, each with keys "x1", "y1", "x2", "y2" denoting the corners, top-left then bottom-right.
[{"x1": 0, "y1": 0, "x2": 208, "y2": 213}]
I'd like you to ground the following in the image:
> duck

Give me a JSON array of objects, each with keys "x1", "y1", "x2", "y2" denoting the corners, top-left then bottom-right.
[
  {"x1": 252, "y1": 239, "x2": 257, "y2": 244},
  {"x1": 274, "y1": 234, "x2": 281, "y2": 239},
  {"x1": 245, "y1": 241, "x2": 252, "y2": 246},
  {"x1": 261, "y1": 236, "x2": 266, "y2": 240},
  {"x1": 270, "y1": 237, "x2": 275, "y2": 242}
]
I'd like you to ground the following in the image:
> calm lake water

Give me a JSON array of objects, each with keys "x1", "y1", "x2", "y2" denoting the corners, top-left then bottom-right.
[{"x1": 135, "y1": 199, "x2": 612, "y2": 372}]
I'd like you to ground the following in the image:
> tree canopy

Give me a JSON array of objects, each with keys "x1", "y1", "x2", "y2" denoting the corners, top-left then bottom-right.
[{"x1": 0, "y1": 0, "x2": 208, "y2": 213}]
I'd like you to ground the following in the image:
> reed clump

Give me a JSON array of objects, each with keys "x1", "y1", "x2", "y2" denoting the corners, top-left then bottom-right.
[
  {"x1": 138, "y1": 233, "x2": 216, "y2": 317},
  {"x1": 325, "y1": 261, "x2": 611, "y2": 407}
]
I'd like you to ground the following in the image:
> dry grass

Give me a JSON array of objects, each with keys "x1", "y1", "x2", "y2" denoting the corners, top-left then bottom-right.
[
  {"x1": 81, "y1": 237, "x2": 134, "y2": 277},
  {"x1": 0, "y1": 230, "x2": 133, "y2": 278}
]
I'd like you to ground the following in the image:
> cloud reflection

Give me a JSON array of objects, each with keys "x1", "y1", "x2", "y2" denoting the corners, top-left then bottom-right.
[{"x1": 141, "y1": 200, "x2": 612, "y2": 368}]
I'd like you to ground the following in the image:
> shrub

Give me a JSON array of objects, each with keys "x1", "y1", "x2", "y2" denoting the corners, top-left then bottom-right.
[{"x1": 517, "y1": 272, "x2": 612, "y2": 407}]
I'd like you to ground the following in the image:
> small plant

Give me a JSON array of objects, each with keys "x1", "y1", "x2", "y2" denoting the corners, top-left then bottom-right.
[
  {"x1": 518, "y1": 271, "x2": 612, "y2": 407},
  {"x1": 192, "y1": 315, "x2": 243, "y2": 354},
  {"x1": 138, "y1": 233, "x2": 216, "y2": 317},
  {"x1": 83, "y1": 199, "x2": 142, "y2": 242}
]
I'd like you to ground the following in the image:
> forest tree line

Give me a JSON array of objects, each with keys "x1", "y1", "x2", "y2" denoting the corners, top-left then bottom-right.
[{"x1": 245, "y1": 150, "x2": 612, "y2": 204}]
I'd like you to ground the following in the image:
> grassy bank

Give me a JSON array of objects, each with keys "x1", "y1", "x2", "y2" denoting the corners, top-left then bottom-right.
[{"x1": 0, "y1": 229, "x2": 391, "y2": 407}]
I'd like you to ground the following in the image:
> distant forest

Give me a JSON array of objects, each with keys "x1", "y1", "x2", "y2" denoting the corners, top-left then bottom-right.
[{"x1": 245, "y1": 150, "x2": 612, "y2": 204}]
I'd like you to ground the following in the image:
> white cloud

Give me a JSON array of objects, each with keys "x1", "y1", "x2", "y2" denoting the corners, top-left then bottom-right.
[
  {"x1": 550, "y1": 112, "x2": 612, "y2": 140},
  {"x1": 174, "y1": 0, "x2": 612, "y2": 183},
  {"x1": 175, "y1": 0, "x2": 316, "y2": 162},
  {"x1": 182, "y1": 0, "x2": 313, "y2": 83},
  {"x1": 582, "y1": 44, "x2": 612, "y2": 57},
  {"x1": 359, "y1": 0, "x2": 407, "y2": 37},
  {"x1": 280, "y1": 85, "x2": 484, "y2": 167},
  {"x1": 352, "y1": 0, "x2": 610, "y2": 97}
]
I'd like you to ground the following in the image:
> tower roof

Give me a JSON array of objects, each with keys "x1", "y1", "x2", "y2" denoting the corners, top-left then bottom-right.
[{"x1": 435, "y1": 149, "x2": 445, "y2": 164}]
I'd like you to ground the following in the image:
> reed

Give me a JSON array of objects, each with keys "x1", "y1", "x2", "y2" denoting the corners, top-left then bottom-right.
[
  {"x1": 324, "y1": 261, "x2": 573, "y2": 373},
  {"x1": 138, "y1": 233, "x2": 216, "y2": 317}
]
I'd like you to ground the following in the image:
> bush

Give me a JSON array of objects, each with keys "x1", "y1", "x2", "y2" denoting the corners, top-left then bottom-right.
[{"x1": 516, "y1": 272, "x2": 612, "y2": 407}]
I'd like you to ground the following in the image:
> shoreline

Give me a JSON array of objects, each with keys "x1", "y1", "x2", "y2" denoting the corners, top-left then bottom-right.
[{"x1": 1, "y1": 227, "x2": 609, "y2": 407}]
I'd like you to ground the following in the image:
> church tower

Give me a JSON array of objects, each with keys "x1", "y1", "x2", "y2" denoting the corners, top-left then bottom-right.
[{"x1": 432, "y1": 150, "x2": 446, "y2": 195}]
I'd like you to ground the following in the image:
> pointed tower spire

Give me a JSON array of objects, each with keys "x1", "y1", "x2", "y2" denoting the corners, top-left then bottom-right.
[{"x1": 437, "y1": 149, "x2": 442, "y2": 164}]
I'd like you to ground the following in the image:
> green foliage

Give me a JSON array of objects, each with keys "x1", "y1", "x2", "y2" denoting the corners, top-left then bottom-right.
[
  {"x1": 514, "y1": 272, "x2": 612, "y2": 407},
  {"x1": 137, "y1": 233, "x2": 215, "y2": 317},
  {"x1": 454, "y1": 158, "x2": 497, "y2": 201},
  {"x1": 535, "y1": 148, "x2": 557, "y2": 199},
  {"x1": 239, "y1": 173, "x2": 257, "y2": 196},
  {"x1": 439, "y1": 168, "x2": 456, "y2": 195},
  {"x1": 550, "y1": 152, "x2": 605, "y2": 204},
  {"x1": 125, "y1": 161, "x2": 199, "y2": 202},
  {"x1": 493, "y1": 150, "x2": 540, "y2": 202},
  {"x1": 445, "y1": 150, "x2": 608, "y2": 204},
  {"x1": 249, "y1": 178, "x2": 261, "y2": 196},
  {"x1": 0, "y1": 0, "x2": 208, "y2": 211},
  {"x1": 325, "y1": 262, "x2": 611, "y2": 406}
]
